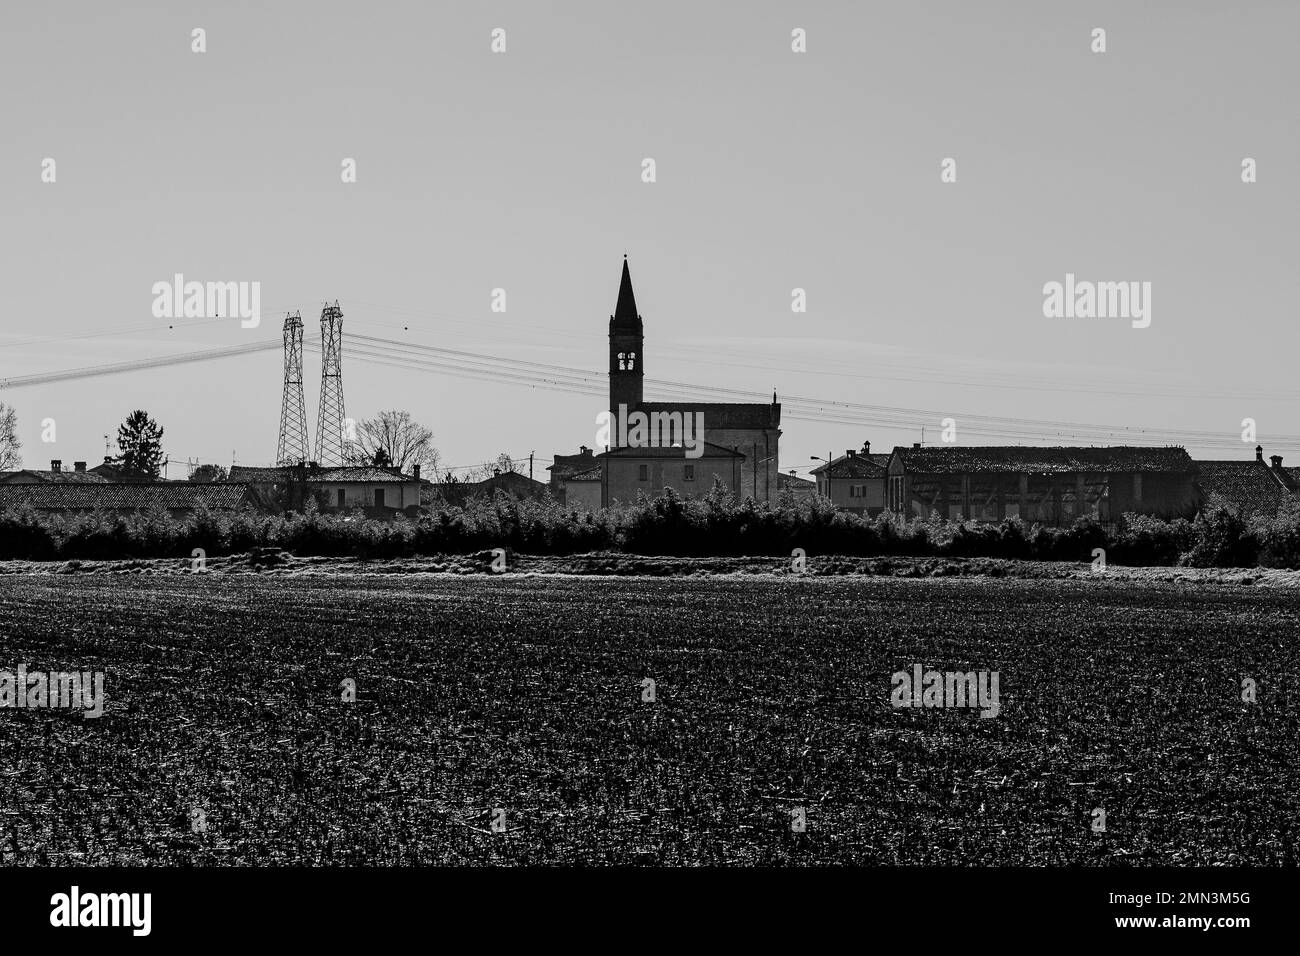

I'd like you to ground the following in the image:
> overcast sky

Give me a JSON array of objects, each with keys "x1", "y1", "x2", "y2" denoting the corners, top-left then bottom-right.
[{"x1": 2, "y1": 1, "x2": 1297, "y2": 479}]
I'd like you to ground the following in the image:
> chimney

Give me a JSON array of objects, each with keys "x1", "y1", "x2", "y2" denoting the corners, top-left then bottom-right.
[
  {"x1": 846, "y1": 449, "x2": 856, "y2": 458},
  {"x1": 103, "y1": 456, "x2": 113, "y2": 466},
  {"x1": 1270, "y1": 455, "x2": 1283, "y2": 470},
  {"x1": 1256, "y1": 445, "x2": 1264, "y2": 462},
  {"x1": 50, "y1": 459, "x2": 61, "y2": 473},
  {"x1": 580, "y1": 445, "x2": 591, "y2": 456},
  {"x1": 862, "y1": 440, "x2": 871, "y2": 455},
  {"x1": 413, "y1": 464, "x2": 421, "y2": 481},
  {"x1": 74, "y1": 461, "x2": 86, "y2": 472},
  {"x1": 493, "y1": 468, "x2": 501, "y2": 477},
  {"x1": 913, "y1": 442, "x2": 922, "y2": 450}
]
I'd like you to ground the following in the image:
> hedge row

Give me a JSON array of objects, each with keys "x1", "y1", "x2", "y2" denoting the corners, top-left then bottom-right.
[{"x1": 2, "y1": 483, "x2": 1299, "y2": 568}]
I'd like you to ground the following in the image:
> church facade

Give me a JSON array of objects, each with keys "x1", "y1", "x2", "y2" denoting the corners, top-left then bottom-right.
[{"x1": 579, "y1": 257, "x2": 782, "y2": 506}]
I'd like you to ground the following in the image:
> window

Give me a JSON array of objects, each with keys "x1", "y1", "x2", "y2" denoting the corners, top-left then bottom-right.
[
  {"x1": 617, "y1": 352, "x2": 626, "y2": 370},
  {"x1": 683, "y1": 464, "x2": 695, "y2": 481},
  {"x1": 337, "y1": 489, "x2": 346, "y2": 508},
  {"x1": 848, "y1": 483, "x2": 866, "y2": 498},
  {"x1": 1133, "y1": 473, "x2": 1143, "y2": 502},
  {"x1": 638, "y1": 464, "x2": 648, "y2": 481},
  {"x1": 627, "y1": 352, "x2": 636, "y2": 370},
  {"x1": 374, "y1": 488, "x2": 385, "y2": 508}
]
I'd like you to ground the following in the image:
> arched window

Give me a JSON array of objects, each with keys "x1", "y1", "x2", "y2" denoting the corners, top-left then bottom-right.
[
  {"x1": 617, "y1": 351, "x2": 627, "y2": 370},
  {"x1": 627, "y1": 352, "x2": 636, "y2": 370}
]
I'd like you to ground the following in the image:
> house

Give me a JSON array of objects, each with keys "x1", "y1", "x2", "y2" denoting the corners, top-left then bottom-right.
[
  {"x1": 808, "y1": 442, "x2": 890, "y2": 515},
  {"x1": 230, "y1": 462, "x2": 423, "y2": 514},
  {"x1": 886, "y1": 445, "x2": 1199, "y2": 524},
  {"x1": 87, "y1": 458, "x2": 158, "y2": 482},
  {"x1": 1194, "y1": 446, "x2": 1298, "y2": 519},
  {"x1": 562, "y1": 467, "x2": 603, "y2": 510},
  {"x1": 595, "y1": 441, "x2": 745, "y2": 507},
  {"x1": 777, "y1": 469, "x2": 817, "y2": 503},
  {"x1": 0, "y1": 481, "x2": 260, "y2": 518},
  {"x1": 0, "y1": 460, "x2": 107, "y2": 484},
  {"x1": 548, "y1": 446, "x2": 598, "y2": 503},
  {"x1": 430, "y1": 470, "x2": 551, "y2": 507}
]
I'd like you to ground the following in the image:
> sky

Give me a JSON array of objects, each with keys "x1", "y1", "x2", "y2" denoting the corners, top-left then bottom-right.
[{"x1": 2, "y1": 0, "x2": 1298, "y2": 480}]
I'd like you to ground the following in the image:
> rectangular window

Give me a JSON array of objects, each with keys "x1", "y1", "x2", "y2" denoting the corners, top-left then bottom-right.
[
  {"x1": 374, "y1": 488, "x2": 385, "y2": 508},
  {"x1": 1133, "y1": 473, "x2": 1143, "y2": 502},
  {"x1": 683, "y1": 464, "x2": 695, "y2": 481},
  {"x1": 337, "y1": 489, "x2": 345, "y2": 508},
  {"x1": 638, "y1": 464, "x2": 648, "y2": 481}
]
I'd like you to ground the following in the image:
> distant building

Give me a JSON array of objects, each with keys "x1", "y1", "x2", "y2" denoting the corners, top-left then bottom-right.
[
  {"x1": 886, "y1": 445, "x2": 1199, "y2": 524},
  {"x1": 777, "y1": 469, "x2": 817, "y2": 503},
  {"x1": 604, "y1": 257, "x2": 782, "y2": 504},
  {"x1": 562, "y1": 467, "x2": 603, "y2": 510},
  {"x1": 595, "y1": 441, "x2": 745, "y2": 507},
  {"x1": 808, "y1": 442, "x2": 889, "y2": 515},
  {"x1": 430, "y1": 470, "x2": 550, "y2": 507},
  {"x1": 0, "y1": 460, "x2": 107, "y2": 484},
  {"x1": 1194, "y1": 446, "x2": 1298, "y2": 519},
  {"x1": 88, "y1": 458, "x2": 158, "y2": 482},
  {"x1": 230, "y1": 462, "x2": 422, "y2": 515},
  {"x1": 0, "y1": 482, "x2": 259, "y2": 517},
  {"x1": 548, "y1": 446, "x2": 598, "y2": 503}
]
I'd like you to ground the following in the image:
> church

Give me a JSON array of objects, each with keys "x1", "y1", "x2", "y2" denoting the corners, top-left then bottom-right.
[{"x1": 549, "y1": 257, "x2": 782, "y2": 508}]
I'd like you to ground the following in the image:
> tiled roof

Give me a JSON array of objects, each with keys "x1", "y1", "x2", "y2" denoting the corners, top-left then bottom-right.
[
  {"x1": 229, "y1": 465, "x2": 294, "y2": 482},
  {"x1": 1194, "y1": 460, "x2": 1294, "y2": 518},
  {"x1": 307, "y1": 467, "x2": 417, "y2": 483},
  {"x1": 777, "y1": 472, "x2": 816, "y2": 488},
  {"x1": 567, "y1": 467, "x2": 602, "y2": 482},
  {"x1": 0, "y1": 482, "x2": 255, "y2": 511},
  {"x1": 598, "y1": 440, "x2": 745, "y2": 460},
  {"x1": 892, "y1": 445, "x2": 1195, "y2": 475},
  {"x1": 638, "y1": 402, "x2": 780, "y2": 431},
  {"x1": 809, "y1": 454, "x2": 887, "y2": 479},
  {"x1": 547, "y1": 451, "x2": 598, "y2": 475},
  {"x1": 0, "y1": 469, "x2": 109, "y2": 484}
]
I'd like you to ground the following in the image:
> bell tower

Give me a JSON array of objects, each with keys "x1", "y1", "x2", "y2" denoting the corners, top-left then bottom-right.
[{"x1": 609, "y1": 255, "x2": 644, "y2": 428}]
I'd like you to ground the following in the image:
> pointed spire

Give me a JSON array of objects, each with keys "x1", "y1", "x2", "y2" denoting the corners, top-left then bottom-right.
[{"x1": 612, "y1": 255, "x2": 640, "y2": 331}]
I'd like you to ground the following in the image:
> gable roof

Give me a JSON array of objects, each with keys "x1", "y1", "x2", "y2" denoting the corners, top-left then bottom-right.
[
  {"x1": 306, "y1": 466, "x2": 418, "y2": 483},
  {"x1": 0, "y1": 469, "x2": 108, "y2": 484},
  {"x1": 637, "y1": 402, "x2": 780, "y2": 431},
  {"x1": 777, "y1": 471, "x2": 816, "y2": 488},
  {"x1": 891, "y1": 445, "x2": 1196, "y2": 475},
  {"x1": 229, "y1": 465, "x2": 294, "y2": 482},
  {"x1": 0, "y1": 482, "x2": 255, "y2": 511},
  {"x1": 1194, "y1": 459, "x2": 1295, "y2": 518},
  {"x1": 809, "y1": 453, "x2": 888, "y2": 479},
  {"x1": 597, "y1": 440, "x2": 744, "y2": 460}
]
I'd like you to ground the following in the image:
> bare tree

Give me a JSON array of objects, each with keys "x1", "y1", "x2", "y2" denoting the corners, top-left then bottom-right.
[
  {"x1": 347, "y1": 410, "x2": 441, "y2": 476},
  {"x1": 464, "y1": 452, "x2": 518, "y2": 481},
  {"x1": 0, "y1": 403, "x2": 21, "y2": 470}
]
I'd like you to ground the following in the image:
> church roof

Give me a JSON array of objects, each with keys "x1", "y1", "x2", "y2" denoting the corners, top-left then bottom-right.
[
  {"x1": 610, "y1": 256, "x2": 641, "y2": 332},
  {"x1": 638, "y1": 402, "x2": 781, "y2": 431}
]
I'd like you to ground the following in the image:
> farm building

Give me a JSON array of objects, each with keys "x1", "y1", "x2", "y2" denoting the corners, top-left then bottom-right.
[
  {"x1": 886, "y1": 445, "x2": 1199, "y2": 524},
  {"x1": 0, "y1": 481, "x2": 260, "y2": 518},
  {"x1": 1193, "y1": 447, "x2": 1298, "y2": 518},
  {"x1": 808, "y1": 442, "x2": 890, "y2": 515}
]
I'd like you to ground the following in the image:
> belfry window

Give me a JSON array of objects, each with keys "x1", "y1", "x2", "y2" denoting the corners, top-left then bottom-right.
[
  {"x1": 617, "y1": 352, "x2": 628, "y2": 370},
  {"x1": 626, "y1": 352, "x2": 636, "y2": 370}
]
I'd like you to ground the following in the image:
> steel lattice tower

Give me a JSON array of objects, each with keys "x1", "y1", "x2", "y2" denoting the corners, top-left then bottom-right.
[
  {"x1": 314, "y1": 301, "x2": 347, "y2": 466},
  {"x1": 276, "y1": 311, "x2": 310, "y2": 465}
]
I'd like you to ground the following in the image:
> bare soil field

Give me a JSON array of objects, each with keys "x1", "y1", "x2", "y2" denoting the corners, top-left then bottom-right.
[{"x1": 1, "y1": 570, "x2": 1297, "y2": 865}]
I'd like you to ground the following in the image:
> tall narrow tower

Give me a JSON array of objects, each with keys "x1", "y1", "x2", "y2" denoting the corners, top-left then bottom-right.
[
  {"x1": 276, "y1": 311, "x2": 310, "y2": 465},
  {"x1": 314, "y1": 301, "x2": 347, "y2": 466},
  {"x1": 609, "y1": 255, "x2": 644, "y2": 435}
]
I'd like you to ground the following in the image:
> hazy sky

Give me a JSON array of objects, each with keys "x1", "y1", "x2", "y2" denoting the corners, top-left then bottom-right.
[{"x1": 3, "y1": 1, "x2": 1297, "y2": 480}]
